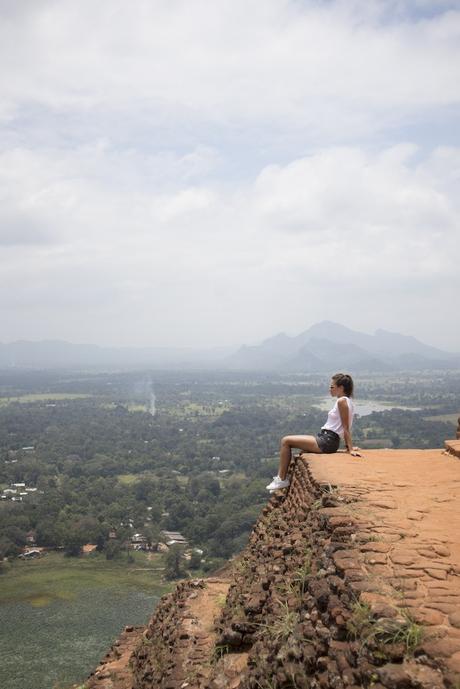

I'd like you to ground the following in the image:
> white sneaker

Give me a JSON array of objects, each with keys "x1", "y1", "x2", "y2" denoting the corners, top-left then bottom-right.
[{"x1": 266, "y1": 475, "x2": 290, "y2": 491}]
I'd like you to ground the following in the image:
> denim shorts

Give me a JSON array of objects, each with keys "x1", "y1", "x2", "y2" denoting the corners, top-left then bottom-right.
[{"x1": 316, "y1": 429, "x2": 340, "y2": 454}]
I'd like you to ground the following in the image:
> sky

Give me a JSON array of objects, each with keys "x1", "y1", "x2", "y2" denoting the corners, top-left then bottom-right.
[{"x1": 1, "y1": 0, "x2": 459, "y2": 351}]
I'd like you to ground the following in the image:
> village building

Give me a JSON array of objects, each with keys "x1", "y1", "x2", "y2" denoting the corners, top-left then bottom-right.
[
  {"x1": 131, "y1": 533, "x2": 147, "y2": 544},
  {"x1": 18, "y1": 549, "x2": 42, "y2": 560},
  {"x1": 130, "y1": 533, "x2": 149, "y2": 551},
  {"x1": 160, "y1": 530, "x2": 188, "y2": 547}
]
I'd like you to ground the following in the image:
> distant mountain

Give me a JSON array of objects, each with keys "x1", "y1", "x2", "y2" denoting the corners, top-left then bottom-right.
[
  {"x1": 304, "y1": 322, "x2": 452, "y2": 360},
  {"x1": 226, "y1": 321, "x2": 459, "y2": 372},
  {"x1": 0, "y1": 323, "x2": 458, "y2": 371},
  {"x1": 288, "y1": 338, "x2": 392, "y2": 373},
  {"x1": 0, "y1": 340, "x2": 235, "y2": 369}
]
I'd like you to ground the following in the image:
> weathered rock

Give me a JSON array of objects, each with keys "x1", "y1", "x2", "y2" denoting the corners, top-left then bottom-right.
[
  {"x1": 390, "y1": 553, "x2": 415, "y2": 566},
  {"x1": 308, "y1": 579, "x2": 331, "y2": 611},
  {"x1": 377, "y1": 661, "x2": 444, "y2": 689},
  {"x1": 424, "y1": 568, "x2": 448, "y2": 580},
  {"x1": 411, "y1": 608, "x2": 444, "y2": 626},
  {"x1": 422, "y1": 637, "x2": 460, "y2": 658},
  {"x1": 407, "y1": 511, "x2": 425, "y2": 521},
  {"x1": 446, "y1": 650, "x2": 460, "y2": 673},
  {"x1": 433, "y1": 544, "x2": 451, "y2": 557},
  {"x1": 219, "y1": 628, "x2": 243, "y2": 647},
  {"x1": 369, "y1": 499, "x2": 397, "y2": 510},
  {"x1": 360, "y1": 542, "x2": 391, "y2": 553},
  {"x1": 449, "y1": 611, "x2": 460, "y2": 628},
  {"x1": 86, "y1": 451, "x2": 460, "y2": 689},
  {"x1": 364, "y1": 552, "x2": 388, "y2": 565}
]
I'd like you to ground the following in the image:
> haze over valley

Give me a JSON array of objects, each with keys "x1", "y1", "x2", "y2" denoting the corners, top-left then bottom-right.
[{"x1": 1, "y1": 321, "x2": 459, "y2": 371}]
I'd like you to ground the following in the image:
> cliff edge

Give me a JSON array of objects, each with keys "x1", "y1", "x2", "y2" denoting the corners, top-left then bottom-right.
[{"x1": 87, "y1": 446, "x2": 460, "y2": 689}]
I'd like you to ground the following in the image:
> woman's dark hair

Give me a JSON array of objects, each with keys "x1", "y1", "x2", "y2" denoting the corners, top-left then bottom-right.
[{"x1": 332, "y1": 373, "x2": 354, "y2": 397}]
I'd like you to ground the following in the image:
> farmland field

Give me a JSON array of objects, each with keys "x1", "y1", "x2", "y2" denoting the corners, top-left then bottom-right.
[{"x1": 0, "y1": 393, "x2": 92, "y2": 406}]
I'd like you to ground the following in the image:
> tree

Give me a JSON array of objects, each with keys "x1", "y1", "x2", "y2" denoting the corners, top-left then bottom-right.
[
  {"x1": 143, "y1": 524, "x2": 160, "y2": 549},
  {"x1": 164, "y1": 544, "x2": 186, "y2": 580},
  {"x1": 0, "y1": 537, "x2": 20, "y2": 559},
  {"x1": 391, "y1": 434, "x2": 401, "y2": 448},
  {"x1": 3, "y1": 525, "x2": 27, "y2": 548},
  {"x1": 189, "y1": 550, "x2": 202, "y2": 570},
  {"x1": 62, "y1": 528, "x2": 85, "y2": 557},
  {"x1": 36, "y1": 520, "x2": 61, "y2": 548},
  {"x1": 104, "y1": 540, "x2": 122, "y2": 560}
]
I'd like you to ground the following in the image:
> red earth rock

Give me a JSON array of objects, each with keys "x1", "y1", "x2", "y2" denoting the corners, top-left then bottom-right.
[
  {"x1": 87, "y1": 448, "x2": 460, "y2": 689},
  {"x1": 308, "y1": 448, "x2": 460, "y2": 682}
]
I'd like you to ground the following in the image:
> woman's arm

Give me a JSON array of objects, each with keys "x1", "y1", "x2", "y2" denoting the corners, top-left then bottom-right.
[{"x1": 338, "y1": 398, "x2": 361, "y2": 457}]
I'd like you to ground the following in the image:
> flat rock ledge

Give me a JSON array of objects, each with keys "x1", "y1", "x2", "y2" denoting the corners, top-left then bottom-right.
[{"x1": 86, "y1": 448, "x2": 460, "y2": 689}]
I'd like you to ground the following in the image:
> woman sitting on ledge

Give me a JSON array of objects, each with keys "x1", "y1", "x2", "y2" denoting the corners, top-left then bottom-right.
[{"x1": 266, "y1": 373, "x2": 361, "y2": 492}]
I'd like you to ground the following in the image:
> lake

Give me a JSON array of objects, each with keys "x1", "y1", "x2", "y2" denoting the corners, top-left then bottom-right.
[
  {"x1": 313, "y1": 397, "x2": 420, "y2": 416},
  {"x1": 0, "y1": 552, "x2": 169, "y2": 689},
  {"x1": 0, "y1": 587, "x2": 159, "y2": 689}
]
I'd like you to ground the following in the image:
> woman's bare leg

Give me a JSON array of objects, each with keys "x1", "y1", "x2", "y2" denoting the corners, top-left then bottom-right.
[{"x1": 279, "y1": 435, "x2": 322, "y2": 480}]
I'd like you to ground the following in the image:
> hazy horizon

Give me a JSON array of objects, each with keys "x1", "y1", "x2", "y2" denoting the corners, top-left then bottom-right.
[
  {"x1": 1, "y1": 320, "x2": 459, "y2": 356},
  {"x1": 1, "y1": 1, "x2": 459, "y2": 350}
]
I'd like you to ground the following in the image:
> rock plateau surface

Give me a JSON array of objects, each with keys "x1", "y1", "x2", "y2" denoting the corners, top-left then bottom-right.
[{"x1": 86, "y1": 447, "x2": 460, "y2": 689}]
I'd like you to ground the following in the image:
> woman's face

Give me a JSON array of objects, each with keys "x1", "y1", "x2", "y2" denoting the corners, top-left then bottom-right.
[{"x1": 329, "y1": 380, "x2": 344, "y2": 397}]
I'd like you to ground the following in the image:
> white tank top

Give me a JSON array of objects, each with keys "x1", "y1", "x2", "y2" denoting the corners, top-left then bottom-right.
[{"x1": 321, "y1": 396, "x2": 354, "y2": 437}]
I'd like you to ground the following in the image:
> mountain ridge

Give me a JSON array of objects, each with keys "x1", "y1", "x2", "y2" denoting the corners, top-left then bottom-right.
[
  {"x1": 226, "y1": 320, "x2": 459, "y2": 372},
  {"x1": 0, "y1": 321, "x2": 458, "y2": 370}
]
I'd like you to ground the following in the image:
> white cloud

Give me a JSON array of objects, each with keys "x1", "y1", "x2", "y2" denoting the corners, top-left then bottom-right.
[
  {"x1": 0, "y1": 1, "x2": 459, "y2": 138},
  {"x1": 0, "y1": 140, "x2": 458, "y2": 347},
  {"x1": 0, "y1": 1, "x2": 459, "y2": 350},
  {"x1": 253, "y1": 144, "x2": 456, "y2": 246}
]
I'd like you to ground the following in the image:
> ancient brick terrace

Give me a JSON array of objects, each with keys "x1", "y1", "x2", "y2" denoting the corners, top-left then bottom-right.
[
  {"x1": 86, "y1": 443, "x2": 460, "y2": 689},
  {"x1": 308, "y1": 448, "x2": 460, "y2": 677}
]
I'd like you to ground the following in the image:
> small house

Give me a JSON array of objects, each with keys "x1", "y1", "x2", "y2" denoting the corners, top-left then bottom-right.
[
  {"x1": 160, "y1": 530, "x2": 188, "y2": 546},
  {"x1": 18, "y1": 549, "x2": 42, "y2": 560}
]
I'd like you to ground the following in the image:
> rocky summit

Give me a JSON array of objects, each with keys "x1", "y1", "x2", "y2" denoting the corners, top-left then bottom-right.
[{"x1": 85, "y1": 441, "x2": 460, "y2": 689}]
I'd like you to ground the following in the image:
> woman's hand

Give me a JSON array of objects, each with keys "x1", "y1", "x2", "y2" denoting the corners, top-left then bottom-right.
[{"x1": 350, "y1": 446, "x2": 362, "y2": 457}]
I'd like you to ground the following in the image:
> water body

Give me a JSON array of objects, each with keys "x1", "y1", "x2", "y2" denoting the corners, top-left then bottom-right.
[
  {"x1": 0, "y1": 588, "x2": 159, "y2": 689},
  {"x1": 314, "y1": 398, "x2": 420, "y2": 416}
]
